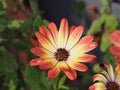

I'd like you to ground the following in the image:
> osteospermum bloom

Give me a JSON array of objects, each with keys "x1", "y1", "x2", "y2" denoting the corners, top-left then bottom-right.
[
  {"x1": 29, "y1": 18, "x2": 98, "y2": 80},
  {"x1": 109, "y1": 30, "x2": 120, "y2": 62},
  {"x1": 89, "y1": 62, "x2": 120, "y2": 90}
]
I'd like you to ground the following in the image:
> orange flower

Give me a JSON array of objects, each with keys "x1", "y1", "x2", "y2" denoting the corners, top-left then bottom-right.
[
  {"x1": 89, "y1": 62, "x2": 120, "y2": 90},
  {"x1": 109, "y1": 30, "x2": 120, "y2": 62},
  {"x1": 29, "y1": 18, "x2": 98, "y2": 80}
]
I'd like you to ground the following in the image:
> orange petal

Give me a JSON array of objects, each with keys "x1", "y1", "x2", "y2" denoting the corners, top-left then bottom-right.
[
  {"x1": 30, "y1": 38, "x2": 40, "y2": 47},
  {"x1": 109, "y1": 46, "x2": 120, "y2": 55},
  {"x1": 35, "y1": 31, "x2": 56, "y2": 52},
  {"x1": 78, "y1": 54, "x2": 96, "y2": 63},
  {"x1": 109, "y1": 30, "x2": 120, "y2": 46},
  {"x1": 115, "y1": 63, "x2": 120, "y2": 74},
  {"x1": 66, "y1": 25, "x2": 83, "y2": 50},
  {"x1": 69, "y1": 25, "x2": 76, "y2": 34},
  {"x1": 64, "y1": 69, "x2": 77, "y2": 80},
  {"x1": 29, "y1": 58, "x2": 42, "y2": 66},
  {"x1": 57, "y1": 18, "x2": 68, "y2": 48},
  {"x1": 39, "y1": 60, "x2": 56, "y2": 70},
  {"x1": 39, "y1": 26, "x2": 57, "y2": 48},
  {"x1": 71, "y1": 63, "x2": 88, "y2": 72},
  {"x1": 81, "y1": 42, "x2": 98, "y2": 52},
  {"x1": 70, "y1": 42, "x2": 97, "y2": 57},
  {"x1": 31, "y1": 47, "x2": 54, "y2": 58},
  {"x1": 48, "y1": 67, "x2": 60, "y2": 79},
  {"x1": 79, "y1": 35, "x2": 94, "y2": 44},
  {"x1": 89, "y1": 83, "x2": 106, "y2": 90},
  {"x1": 48, "y1": 22, "x2": 58, "y2": 44},
  {"x1": 114, "y1": 55, "x2": 120, "y2": 62}
]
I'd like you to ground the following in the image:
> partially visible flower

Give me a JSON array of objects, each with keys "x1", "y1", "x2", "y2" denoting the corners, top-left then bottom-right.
[
  {"x1": 29, "y1": 18, "x2": 98, "y2": 80},
  {"x1": 89, "y1": 62, "x2": 120, "y2": 90},
  {"x1": 109, "y1": 30, "x2": 120, "y2": 62}
]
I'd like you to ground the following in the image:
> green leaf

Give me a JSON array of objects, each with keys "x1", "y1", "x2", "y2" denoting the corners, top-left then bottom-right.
[
  {"x1": 7, "y1": 20, "x2": 23, "y2": 30},
  {"x1": 13, "y1": 39, "x2": 29, "y2": 50},
  {"x1": 58, "y1": 76, "x2": 67, "y2": 90},
  {"x1": 0, "y1": 48, "x2": 18, "y2": 74},
  {"x1": 93, "y1": 63, "x2": 102, "y2": 73},
  {"x1": 25, "y1": 65, "x2": 49, "y2": 90},
  {"x1": 8, "y1": 80, "x2": 16, "y2": 90},
  {"x1": 101, "y1": 0, "x2": 110, "y2": 6},
  {"x1": 100, "y1": 33, "x2": 112, "y2": 52},
  {"x1": 102, "y1": 51, "x2": 117, "y2": 67},
  {"x1": 87, "y1": 19, "x2": 102, "y2": 34},
  {"x1": 105, "y1": 15, "x2": 119, "y2": 32}
]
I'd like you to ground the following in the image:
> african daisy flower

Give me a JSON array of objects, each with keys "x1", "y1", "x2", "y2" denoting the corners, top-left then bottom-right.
[
  {"x1": 109, "y1": 30, "x2": 120, "y2": 62},
  {"x1": 29, "y1": 18, "x2": 98, "y2": 80},
  {"x1": 89, "y1": 62, "x2": 120, "y2": 90}
]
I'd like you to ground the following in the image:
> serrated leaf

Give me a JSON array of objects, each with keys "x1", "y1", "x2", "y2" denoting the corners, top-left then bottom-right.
[{"x1": 24, "y1": 65, "x2": 49, "y2": 90}]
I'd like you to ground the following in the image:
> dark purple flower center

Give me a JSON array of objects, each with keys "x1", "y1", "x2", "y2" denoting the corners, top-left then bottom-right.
[
  {"x1": 55, "y1": 48, "x2": 69, "y2": 61},
  {"x1": 106, "y1": 82, "x2": 119, "y2": 90}
]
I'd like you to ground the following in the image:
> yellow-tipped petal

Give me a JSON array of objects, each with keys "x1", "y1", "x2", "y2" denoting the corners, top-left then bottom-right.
[
  {"x1": 39, "y1": 26, "x2": 57, "y2": 48},
  {"x1": 66, "y1": 25, "x2": 83, "y2": 50},
  {"x1": 57, "y1": 18, "x2": 68, "y2": 48},
  {"x1": 48, "y1": 22, "x2": 58, "y2": 44},
  {"x1": 89, "y1": 83, "x2": 106, "y2": 90},
  {"x1": 31, "y1": 47, "x2": 54, "y2": 58},
  {"x1": 35, "y1": 32, "x2": 56, "y2": 52},
  {"x1": 93, "y1": 74, "x2": 107, "y2": 83}
]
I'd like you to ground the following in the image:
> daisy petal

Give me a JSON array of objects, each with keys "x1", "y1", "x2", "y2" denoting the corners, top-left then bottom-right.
[
  {"x1": 39, "y1": 59, "x2": 57, "y2": 70},
  {"x1": 103, "y1": 63, "x2": 114, "y2": 81},
  {"x1": 69, "y1": 25, "x2": 76, "y2": 34},
  {"x1": 115, "y1": 63, "x2": 120, "y2": 75},
  {"x1": 57, "y1": 18, "x2": 68, "y2": 48},
  {"x1": 29, "y1": 58, "x2": 42, "y2": 66},
  {"x1": 114, "y1": 55, "x2": 120, "y2": 62},
  {"x1": 64, "y1": 69, "x2": 77, "y2": 80},
  {"x1": 109, "y1": 46, "x2": 120, "y2": 55},
  {"x1": 78, "y1": 54, "x2": 96, "y2": 63},
  {"x1": 89, "y1": 83, "x2": 106, "y2": 90},
  {"x1": 93, "y1": 74, "x2": 107, "y2": 83},
  {"x1": 66, "y1": 25, "x2": 84, "y2": 50},
  {"x1": 81, "y1": 42, "x2": 98, "y2": 52},
  {"x1": 48, "y1": 22, "x2": 58, "y2": 43},
  {"x1": 109, "y1": 30, "x2": 120, "y2": 46},
  {"x1": 35, "y1": 32, "x2": 56, "y2": 52},
  {"x1": 71, "y1": 63, "x2": 88, "y2": 72},
  {"x1": 48, "y1": 67, "x2": 60, "y2": 79},
  {"x1": 30, "y1": 38, "x2": 40, "y2": 47},
  {"x1": 79, "y1": 35, "x2": 94, "y2": 44},
  {"x1": 70, "y1": 42, "x2": 97, "y2": 57},
  {"x1": 31, "y1": 47, "x2": 54, "y2": 58},
  {"x1": 39, "y1": 26, "x2": 57, "y2": 48}
]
